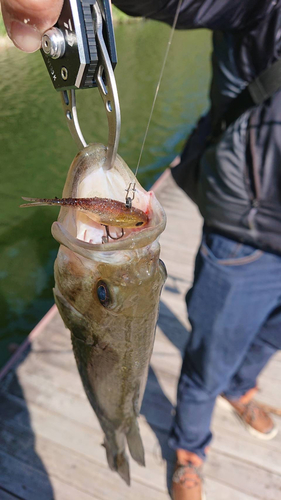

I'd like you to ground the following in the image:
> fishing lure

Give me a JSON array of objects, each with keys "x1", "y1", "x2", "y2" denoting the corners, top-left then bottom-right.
[{"x1": 20, "y1": 197, "x2": 148, "y2": 228}]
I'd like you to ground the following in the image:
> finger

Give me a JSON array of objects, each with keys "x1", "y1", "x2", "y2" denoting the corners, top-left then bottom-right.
[{"x1": 1, "y1": 0, "x2": 63, "y2": 52}]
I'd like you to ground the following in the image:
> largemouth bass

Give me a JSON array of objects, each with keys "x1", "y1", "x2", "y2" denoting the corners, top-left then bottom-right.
[{"x1": 42, "y1": 143, "x2": 166, "y2": 484}]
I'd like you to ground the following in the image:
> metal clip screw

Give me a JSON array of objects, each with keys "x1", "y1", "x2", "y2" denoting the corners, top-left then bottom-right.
[{"x1": 42, "y1": 28, "x2": 65, "y2": 59}]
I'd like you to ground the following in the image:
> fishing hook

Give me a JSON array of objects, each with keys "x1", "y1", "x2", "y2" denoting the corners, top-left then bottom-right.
[{"x1": 102, "y1": 225, "x2": 124, "y2": 241}]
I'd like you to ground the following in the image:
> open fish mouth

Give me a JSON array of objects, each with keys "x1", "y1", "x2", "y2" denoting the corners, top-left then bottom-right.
[
  {"x1": 74, "y1": 190, "x2": 151, "y2": 245},
  {"x1": 51, "y1": 144, "x2": 166, "y2": 253}
]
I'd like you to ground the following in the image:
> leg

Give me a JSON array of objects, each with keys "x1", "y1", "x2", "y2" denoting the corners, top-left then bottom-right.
[
  {"x1": 224, "y1": 304, "x2": 281, "y2": 400},
  {"x1": 220, "y1": 304, "x2": 281, "y2": 439},
  {"x1": 169, "y1": 231, "x2": 281, "y2": 459}
]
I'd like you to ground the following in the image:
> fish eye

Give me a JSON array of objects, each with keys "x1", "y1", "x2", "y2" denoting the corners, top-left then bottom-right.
[
  {"x1": 97, "y1": 281, "x2": 111, "y2": 307},
  {"x1": 136, "y1": 221, "x2": 144, "y2": 227}
]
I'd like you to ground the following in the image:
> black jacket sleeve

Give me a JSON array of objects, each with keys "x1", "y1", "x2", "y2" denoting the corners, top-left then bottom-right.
[{"x1": 112, "y1": 0, "x2": 277, "y2": 31}]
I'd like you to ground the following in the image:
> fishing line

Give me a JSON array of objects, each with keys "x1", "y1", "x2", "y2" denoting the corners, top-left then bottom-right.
[{"x1": 134, "y1": 0, "x2": 183, "y2": 181}]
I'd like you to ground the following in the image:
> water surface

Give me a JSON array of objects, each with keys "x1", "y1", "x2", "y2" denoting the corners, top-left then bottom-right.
[{"x1": 0, "y1": 21, "x2": 211, "y2": 367}]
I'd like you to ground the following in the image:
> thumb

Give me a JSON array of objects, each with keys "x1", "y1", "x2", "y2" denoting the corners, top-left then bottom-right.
[{"x1": 1, "y1": 0, "x2": 63, "y2": 52}]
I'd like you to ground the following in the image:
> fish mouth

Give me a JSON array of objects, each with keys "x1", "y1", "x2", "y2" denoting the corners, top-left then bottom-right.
[
  {"x1": 74, "y1": 190, "x2": 150, "y2": 245},
  {"x1": 51, "y1": 144, "x2": 166, "y2": 254},
  {"x1": 52, "y1": 190, "x2": 165, "y2": 256}
]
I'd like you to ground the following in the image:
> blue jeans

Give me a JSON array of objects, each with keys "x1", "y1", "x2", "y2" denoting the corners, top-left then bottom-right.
[{"x1": 169, "y1": 231, "x2": 281, "y2": 459}]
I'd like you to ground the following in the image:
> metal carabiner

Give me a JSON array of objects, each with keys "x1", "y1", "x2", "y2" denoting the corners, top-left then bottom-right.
[
  {"x1": 41, "y1": 0, "x2": 121, "y2": 170},
  {"x1": 93, "y1": 2, "x2": 121, "y2": 169}
]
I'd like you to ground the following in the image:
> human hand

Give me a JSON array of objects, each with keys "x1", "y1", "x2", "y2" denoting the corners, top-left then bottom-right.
[{"x1": 1, "y1": 0, "x2": 63, "y2": 52}]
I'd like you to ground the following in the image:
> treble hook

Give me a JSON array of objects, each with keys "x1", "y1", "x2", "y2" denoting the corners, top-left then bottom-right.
[
  {"x1": 102, "y1": 225, "x2": 124, "y2": 242},
  {"x1": 125, "y1": 182, "x2": 136, "y2": 208}
]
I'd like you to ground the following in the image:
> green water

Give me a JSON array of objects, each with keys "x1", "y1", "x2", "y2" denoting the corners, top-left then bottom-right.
[{"x1": 0, "y1": 21, "x2": 211, "y2": 368}]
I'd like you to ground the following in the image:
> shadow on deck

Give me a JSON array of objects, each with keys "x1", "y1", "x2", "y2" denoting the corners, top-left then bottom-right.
[{"x1": 0, "y1": 172, "x2": 281, "y2": 500}]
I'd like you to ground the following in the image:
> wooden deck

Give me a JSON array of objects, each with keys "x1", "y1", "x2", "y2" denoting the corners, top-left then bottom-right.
[{"x1": 1, "y1": 170, "x2": 281, "y2": 500}]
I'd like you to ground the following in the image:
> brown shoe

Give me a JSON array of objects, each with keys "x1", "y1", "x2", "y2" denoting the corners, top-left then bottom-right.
[
  {"x1": 221, "y1": 396, "x2": 278, "y2": 440},
  {"x1": 172, "y1": 453, "x2": 206, "y2": 500}
]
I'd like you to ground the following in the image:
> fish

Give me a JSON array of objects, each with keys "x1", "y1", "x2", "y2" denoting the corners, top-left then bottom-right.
[
  {"x1": 46, "y1": 143, "x2": 166, "y2": 485},
  {"x1": 20, "y1": 197, "x2": 148, "y2": 228}
]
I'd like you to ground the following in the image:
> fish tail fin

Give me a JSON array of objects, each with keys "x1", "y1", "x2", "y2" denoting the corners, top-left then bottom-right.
[
  {"x1": 104, "y1": 436, "x2": 131, "y2": 486},
  {"x1": 126, "y1": 419, "x2": 145, "y2": 467},
  {"x1": 20, "y1": 197, "x2": 56, "y2": 208}
]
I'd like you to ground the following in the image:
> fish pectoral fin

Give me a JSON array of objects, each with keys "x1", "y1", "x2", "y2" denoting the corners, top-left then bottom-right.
[
  {"x1": 104, "y1": 437, "x2": 130, "y2": 486},
  {"x1": 126, "y1": 419, "x2": 145, "y2": 467},
  {"x1": 53, "y1": 287, "x2": 89, "y2": 342}
]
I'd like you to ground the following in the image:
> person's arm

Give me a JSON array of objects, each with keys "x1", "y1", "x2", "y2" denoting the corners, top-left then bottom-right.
[
  {"x1": 112, "y1": 0, "x2": 275, "y2": 31},
  {"x1": 1, "y1": 0, "x2": 275, "y2": 53},
  {"x1": 0, "y1": 0, "x2": 63, "y2": 52}
]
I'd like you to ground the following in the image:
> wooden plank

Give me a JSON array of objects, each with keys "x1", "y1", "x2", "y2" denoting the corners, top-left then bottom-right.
[
  {"x1": 11, "y1": 345, "x2": 281, "y2": 470},
  {"x1": 142, "y1": 373, "x2": 281, "y2": 463},
  {"x1": 1, "y1": 402, "x2": 279, "y2": 500},
  {"x1": 211, "y1": 428, "x2": 281, "y2": 476},
  {"x1": 0, "y1": 305, "x2": 57, "y2": 383},
  {"x1": 3, "y1": 367, "x2": 281, "y2": 496},
  {"x1": 251, "y1": 377, "x2": 281, "y2": 408},
  {"x1": 0, "y1": 421, "x2": 170, "y2": 500},
  {"x1": 160, "y1": 293, "x2": 191, "y2": 323},
  {"x1": 205, "y1": 449, "x2": 281, "y2": 500},
  {"x1": 272, "y1": 350, "x2": 281, "y2": 362},
  {"x1": 7, "y1": 370, "x2": 100, "y2": 429},
  {"x1": 0, "y1": 450, "x2": 97, "y2": 500},
  {"x1": 28, "y1": 316, "x2": 281, "y2": 414},
  {"x1": 203, "y1": 478, "x2": 257, "y2": 500},
  {"x1": 7, "y1": 347, "x2": 281, "y2": 464},
  {"x1": 260, "y1": 358, "x2": 281, "y2": 381},
  {"x1": 12, "y1": 362, "x2": 176, "y2": 431},
  {"x1": 11, "y1": 355, "x2": 84, "y2": 399},
  {"x1": 0, "y1": 393, "x2": 171, "y2": 496},
  {"x1": 2, "y1": 170, "x2": 281, "y2": 500},
  {"x1": 13, "y1": 361, "x2": 178, "y2": 433}
]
